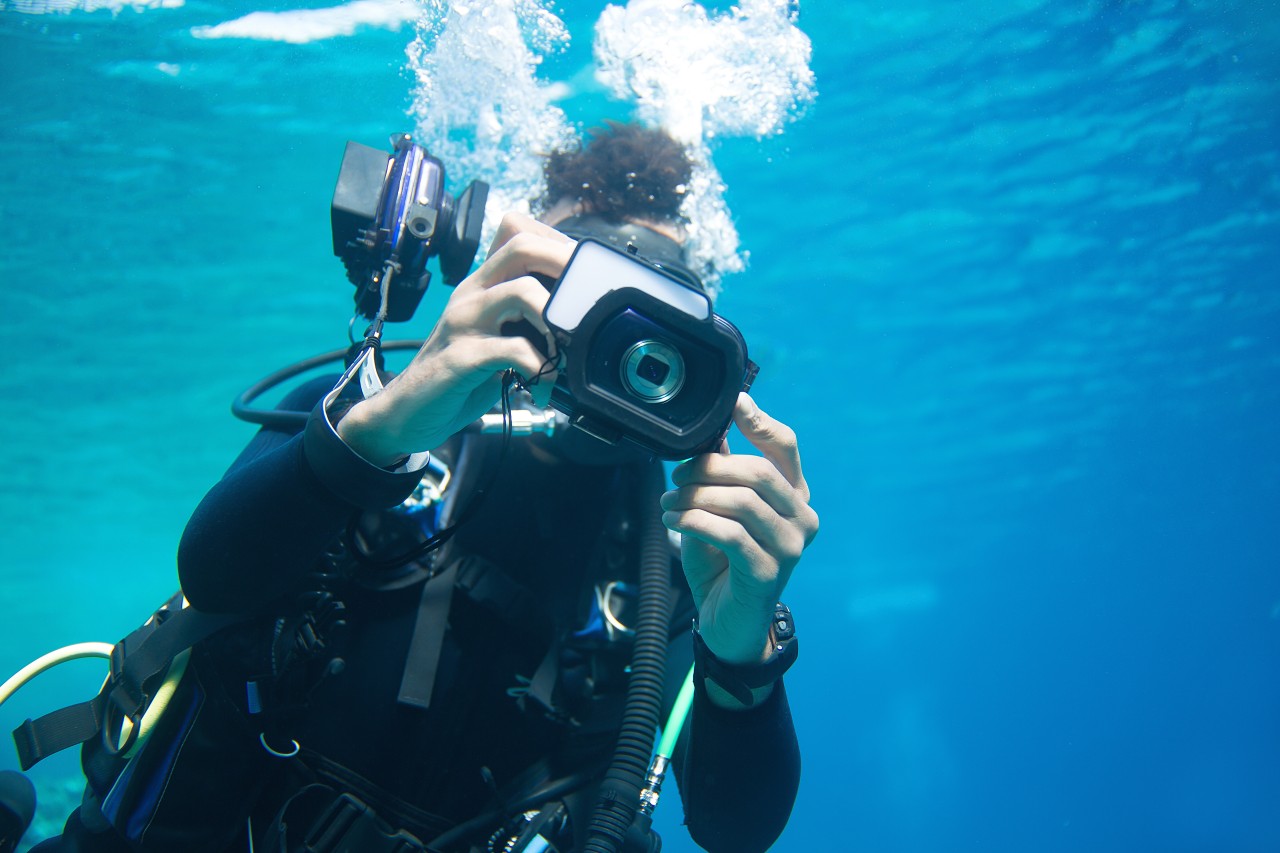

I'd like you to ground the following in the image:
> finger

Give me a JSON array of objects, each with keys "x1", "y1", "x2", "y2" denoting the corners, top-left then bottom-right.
[
  {"x1": 476, "y1": 277, "x2": 559, "y2": 360},
  {"x1": 672, "y1": 454, "x2": 802, "y2": 519},
  {"x1": 732, "y1": 393, "x2": 809, "y2": 502},
  {"x1": 660, "y1": 507, "x2": 788, "y2": 601},
  {"x1": 488, "y1": 211, "x2": 576, "y2": 258},
  {"x1": 470, "y1": 232, "x2": 575, "y2": 292},
  {"x1": 661, "y1": 484, "x2": 804, "y2": 563},
  {"x1": 470, "y1": 335, "x2": 558, "y2": 386},
  {"x1": 662, "y1": 508, "x2": 780, "y2": 598},
  {"x1": 672, "y1": 461, "x2": 819, "y2": 548},
  {"x1": 477, "y1": 277, "x2": 553, "y2": 331}
]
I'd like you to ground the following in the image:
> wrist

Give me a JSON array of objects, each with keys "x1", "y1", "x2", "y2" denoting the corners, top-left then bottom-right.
[
  {"x1": 336, "y1": 397, "x2": 405, "y2": 468},
  {"x1": 692, "y1": 603, "x2": 797, "y2": 710},
  {"x1": 304, "y1": 397, "x2": 426, "y2": 510}
]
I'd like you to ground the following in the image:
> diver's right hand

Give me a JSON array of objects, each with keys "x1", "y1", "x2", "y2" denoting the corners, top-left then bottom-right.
[{"x1": 336, "y1": 212, "x2": 575, "y2": 466}]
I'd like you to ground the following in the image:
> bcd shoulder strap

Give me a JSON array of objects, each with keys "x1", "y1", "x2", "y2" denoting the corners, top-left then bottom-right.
[
  {"x1": 395, "y1": 551, "x2": 547, "y2": 711},
  {"x1": 12, "y1": 593, "x2": 245, "y2": 770}
]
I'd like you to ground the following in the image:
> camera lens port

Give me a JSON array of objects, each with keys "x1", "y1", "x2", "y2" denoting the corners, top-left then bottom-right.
[{"x1": 622, "y1": 340, "x2": 685, "y2": 403}]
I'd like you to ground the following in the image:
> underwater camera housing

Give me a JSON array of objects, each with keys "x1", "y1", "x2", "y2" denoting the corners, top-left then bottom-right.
[
  {"x1": 545, "y1": 239, "x2": 758, "y2": 460},
  {"x1": 331, "y1": 133, "x2": 489, "y2": 322}
]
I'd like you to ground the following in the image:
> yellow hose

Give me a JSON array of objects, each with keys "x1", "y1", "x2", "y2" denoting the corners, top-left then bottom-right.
[
  {"x1": 1, "y1": 621, "x2": 192, "y2": 758},
  {"x1": 0, "y1": 642, "x2": 114, "y2": 708},
  {"x1": 119, "y1": 648, "x2": 190, "y2": 757}
]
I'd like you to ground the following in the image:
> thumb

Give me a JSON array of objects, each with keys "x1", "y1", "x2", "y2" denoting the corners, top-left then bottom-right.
[{"x1": 732, "y1": 392, "x2": 771, "y2": 439}]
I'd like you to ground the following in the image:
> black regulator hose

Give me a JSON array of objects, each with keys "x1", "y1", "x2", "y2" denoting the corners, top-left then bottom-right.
[
  {"x1": 230, "y1": 340, "x2": 425, "y2": 430},
  {"x1": 583, "y1": 460, "x2": 672, "y2": 853}
]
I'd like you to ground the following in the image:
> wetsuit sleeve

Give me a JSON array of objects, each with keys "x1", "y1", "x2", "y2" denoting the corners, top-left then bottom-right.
[
  {"x1": 677, "y1": 679, "x2": 800, "y2": 852},
  {"x1": 178, "y1": 377, "x2": 424, "y2": 614},
  {"x1": 666, "y1": 600, "x2": 801, "y2": 851}
]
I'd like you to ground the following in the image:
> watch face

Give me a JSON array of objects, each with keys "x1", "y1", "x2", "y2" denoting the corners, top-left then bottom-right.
[{"x1": 772, "y1": 603, "x2": 796, "y2": 643}]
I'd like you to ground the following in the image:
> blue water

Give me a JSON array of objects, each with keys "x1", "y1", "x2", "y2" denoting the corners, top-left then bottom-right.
[{"x1": 2, "y1": 1, "x2": 1278, "y2": 851}]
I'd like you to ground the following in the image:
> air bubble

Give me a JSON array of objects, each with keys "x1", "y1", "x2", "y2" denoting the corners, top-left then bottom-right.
[
  {"x1": 593, "y1": 0, "x2": 816, "y2": 294},
  {"x1": 407, "y1": 0, "x2": 575, "y2": 245},
  {"x1": 405, "y1": 0, "x2": 816, "y2": 298}
]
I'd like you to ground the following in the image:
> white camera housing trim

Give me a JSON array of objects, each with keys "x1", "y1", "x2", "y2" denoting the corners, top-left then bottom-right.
[{"x1": 545, "y1": 240, "x2": 710, "y2": 333}]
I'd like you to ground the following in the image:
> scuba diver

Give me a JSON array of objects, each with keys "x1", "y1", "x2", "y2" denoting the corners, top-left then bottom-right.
[{"x1": 10, "y1": 122, "x2": 817, "y2": 853}]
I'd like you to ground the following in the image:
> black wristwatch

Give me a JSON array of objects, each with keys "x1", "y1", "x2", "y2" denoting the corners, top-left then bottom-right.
[{"x1": 692, "y1": 603, "x2": 798, "y2": 707}]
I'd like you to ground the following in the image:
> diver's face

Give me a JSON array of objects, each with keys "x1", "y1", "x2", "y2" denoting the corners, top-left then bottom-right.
[{"x1": 539, "y1": 198, "x2": 581, "y2": 229}]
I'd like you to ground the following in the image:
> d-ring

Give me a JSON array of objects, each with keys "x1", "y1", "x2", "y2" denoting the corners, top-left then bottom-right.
[
  {"x1": 259, "y1": 732, "x2": 300, "y2": 758},
  {"x1": 102, "y1": 708, "x2": 140, "y2": 757}
]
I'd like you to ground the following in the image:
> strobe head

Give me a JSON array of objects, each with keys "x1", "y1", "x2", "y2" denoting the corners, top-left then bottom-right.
[{"x1": 331, "y1": 133, "x2": 489, "y2": 322}]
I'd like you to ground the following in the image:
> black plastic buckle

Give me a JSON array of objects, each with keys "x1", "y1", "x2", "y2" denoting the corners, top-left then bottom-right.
[
  {"x1": 108, "y1": 642, "x2": 128, "y2": 683},
  {"x1": 304, "y1": 793, "x2": 425, "y2": 853}
]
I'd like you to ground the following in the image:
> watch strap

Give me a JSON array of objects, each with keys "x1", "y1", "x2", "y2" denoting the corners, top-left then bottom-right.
[{"x1": 691, "y1": 603, "x2": 798, "y2": 706}]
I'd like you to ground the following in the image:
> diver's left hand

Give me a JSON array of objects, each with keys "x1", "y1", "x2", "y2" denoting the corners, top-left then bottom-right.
[{"x1": 661, "y1": 393, "x2": 819, "y2": 707}]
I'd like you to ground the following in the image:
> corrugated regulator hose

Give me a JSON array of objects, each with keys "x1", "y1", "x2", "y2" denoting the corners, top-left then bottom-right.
[{"x1": 583, "y1": 460, "x2": 672, "y2": 853}]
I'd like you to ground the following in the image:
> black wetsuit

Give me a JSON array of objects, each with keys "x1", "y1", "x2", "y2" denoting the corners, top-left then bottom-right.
[{"x1": 41, "y1": 378, "x2": 799, "y2": 853}]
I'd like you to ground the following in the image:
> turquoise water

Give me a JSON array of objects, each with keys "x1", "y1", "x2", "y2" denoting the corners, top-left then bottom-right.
[{"x1": 2, "y1": 1, "x2": 1278, "y2": 850}]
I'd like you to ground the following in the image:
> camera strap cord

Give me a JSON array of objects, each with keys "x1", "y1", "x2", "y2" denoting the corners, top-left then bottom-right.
[{"x1": 342, "y1": 259, "x2": 399, "y2": 401}]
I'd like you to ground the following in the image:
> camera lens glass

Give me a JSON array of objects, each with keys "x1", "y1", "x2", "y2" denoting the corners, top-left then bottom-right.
[
  {"x1": 622, "y1": 340, "x2": 685, "y2": 403},
  {"x1": 637, "y1": 354, "x2": 670, "y2": 385}
]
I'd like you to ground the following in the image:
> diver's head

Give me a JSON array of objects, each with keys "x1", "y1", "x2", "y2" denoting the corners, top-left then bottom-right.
[
  {"x1": 538, "y1": 120, "x2": 693, "y2": 231},
  {"x1": 528, "y1": 122, "x2": 711, "y2": 466},
  {"x1": 540, "y1": 121, "x2": 706, "y2": 294}
]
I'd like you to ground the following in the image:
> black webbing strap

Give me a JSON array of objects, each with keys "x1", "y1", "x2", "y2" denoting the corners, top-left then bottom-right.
[
  {"x1": 13, "y1": 693, "x2": 107, "y2": 771},
  {"x1": 453, "y1": 554, "x2": 538, "y2": 625},
  {"x1": 302, "y1": 749, "x2": 454, "y2": 843},
  {"x1": 265, "y1": 784, "x2": 428, "y2": 853},
  {"x1": 396, "y1": 562, "x2": 458, "y2": 710},
  {"x1": 396, "y1": 554, "x2": 546, "y2": 711},
  {"x1": 304, "y1": 792, "x2": 426, "y2": 853},
  {"x1": 11, "y1": 600, "x2": 243, "y2": 770},
  {"x1": 105, "y1": 604, "x2": 242, "y2": 721}
]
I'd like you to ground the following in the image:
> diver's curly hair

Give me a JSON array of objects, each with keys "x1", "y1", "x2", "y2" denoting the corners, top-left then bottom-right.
[{"x1": 542, "y1": 122, "x2": 693, "y2": 223}]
